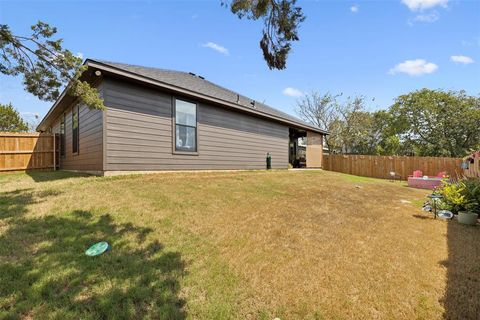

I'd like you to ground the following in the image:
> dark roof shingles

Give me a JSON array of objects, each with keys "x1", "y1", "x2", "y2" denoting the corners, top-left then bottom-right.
[{"x1": 94, "y1": 60, "x2": 325, "y2": 133}]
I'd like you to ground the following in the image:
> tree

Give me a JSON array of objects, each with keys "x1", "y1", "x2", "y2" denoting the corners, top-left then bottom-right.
[
  {"x1": 390, "y1": 89, "x2": 480, "y2": 157},
  {"x1": 336, "y1": 95, "x2": 368, "y2": 154},
  {"x1": 227, "y1": 0, "x2": 305, "y2": 70},
  {"x1": 0, "y1": 21, "x2": 104, "y2": 110},
  {"x1": 368, "y1": 110, "x2": 402, "y2": 156},
  {"x1": 296, "y1": 91, "x2": 342, "y2": 152},
  {"x1": 297, "y1": 92, "x2": 375, "y2": 154},
  {"x1": 344, "y1": 111, "x2": 376, "y2": 154},
  {"x1": 0, "y1": 103, "x2": 29, "y2": 132}
]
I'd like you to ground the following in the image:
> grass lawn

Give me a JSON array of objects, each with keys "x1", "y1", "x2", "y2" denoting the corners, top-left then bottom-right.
[{"x1": 0, "y1": 170, "x2": 479, "y2": 319}]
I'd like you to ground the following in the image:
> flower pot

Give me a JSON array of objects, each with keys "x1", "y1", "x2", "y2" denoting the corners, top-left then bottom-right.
[{"x1": 457, "y1": 211, "x2": 479, "y2": 225}]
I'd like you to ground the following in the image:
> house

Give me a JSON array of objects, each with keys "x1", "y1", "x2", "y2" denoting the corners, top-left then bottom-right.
[{"x1": 37, "y1": 59, "x2": 328, "y2": 175}]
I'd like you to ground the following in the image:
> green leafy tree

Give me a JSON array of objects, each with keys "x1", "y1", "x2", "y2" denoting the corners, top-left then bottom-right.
[
  {"x1": 0, "y1": 102, "x2": 29, "y2": 132},
  {"x1": 343, "y1": 109, "x2": 405, "y2": 156},
  {"x1": 390, "y1": 89, "x2": 480, "y2": 157},
  {"x1": 0, "y1": 21, "x2": 104, "y2": 109},
  {"x1": 346, "y1": 111, "x2": 377, "y2": 154},
  {"x1": 227, "y1": 0, "x2": 305, "y2": 70},
  {"x1": 326, "y1": 119, "x2": 345, "y2": 154},
  {"x1": 369, "y1": 110, "x2": 403, "y2": 155}
]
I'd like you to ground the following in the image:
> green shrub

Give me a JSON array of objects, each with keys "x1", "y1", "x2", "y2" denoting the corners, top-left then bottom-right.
[
  {"x1": 438, "y1": 181, "x2": 466, "y2": 213},
  {"x1": 462, "y1": 179, "x2": 480, "y2": 213},
  {"x1": 437, "y1": 179, "x2": 480, "y2": 214}
]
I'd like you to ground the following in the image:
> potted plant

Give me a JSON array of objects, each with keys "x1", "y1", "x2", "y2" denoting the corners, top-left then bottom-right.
[
  {"x1": 438, "y1": 179, "x2": 479, "y2": 225},
  {"x1": 458, "y1": 204, "x2": 479, "y2": 225},
  {"x1": 457, "y1": 180, "x2": 480, "y2": 225}
]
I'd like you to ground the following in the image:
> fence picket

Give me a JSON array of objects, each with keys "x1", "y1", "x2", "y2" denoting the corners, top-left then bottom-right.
[
  {"x1": 0, "y1": 133, "x2": 57, "y2": 171},
  {"x1": 323, "y1": 154, "x2": 463, "y2": 180}
]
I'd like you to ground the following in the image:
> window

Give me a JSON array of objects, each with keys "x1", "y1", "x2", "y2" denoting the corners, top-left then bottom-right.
[
  {"x1": 72, "y1": 106, "x2": 79, "y2": 154},
  {"x1": 60, "y1": 114, "x2": 65, "y2": 157},
  {"x1": 175, "y1": 99, "x2": 197, "y2": 152}
]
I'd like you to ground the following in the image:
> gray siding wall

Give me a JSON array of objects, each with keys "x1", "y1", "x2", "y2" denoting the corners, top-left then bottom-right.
[
  {"x1": 51, "y1": 85, "x2": 104, "y2": 171},
  {"x1": 103, "y1": 78, "x2": 289, "y2": 171}
]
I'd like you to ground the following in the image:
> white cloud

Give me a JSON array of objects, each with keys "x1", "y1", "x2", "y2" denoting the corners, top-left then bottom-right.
[
  {"x1": 389, "y1": 59, "x2": 438, "y2": 76},
  {"x1": 282, "y1": 87, "x2": 304, "y2": 97},
  {"x1": 402, "y1": 0, "x2": 448, "y2": 11},
  {"x1": 350, "y1": 5, "x2": 359, "y2": 13},
  {"x1": 202, "y1": 42, "x2": 229, "y2": 56},
  {"x1": 76, "y1": 52, "x2": 84, "y2": 60},
  {"x1": 450, "y1": 55, "x2": 474, "y2": 64},
  {"x1": 413, "y1": 11, "x2": 439, "y2": 22}
]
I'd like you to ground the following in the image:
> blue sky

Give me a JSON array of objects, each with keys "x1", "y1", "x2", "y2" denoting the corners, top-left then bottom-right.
[{"x1": 1, "y1": 0, "x2": 479, "y2": 125}]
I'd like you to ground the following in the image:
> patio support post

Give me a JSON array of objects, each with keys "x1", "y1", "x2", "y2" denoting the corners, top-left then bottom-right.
[{"x1": 306, "y1": 131, "x2": 323, "y2": 168}]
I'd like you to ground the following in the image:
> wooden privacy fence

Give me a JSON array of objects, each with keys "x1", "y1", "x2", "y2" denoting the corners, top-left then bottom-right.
[
  {"x1": 323, "y1": 154, "x2": 463, "y2": 180},
  {"x1": 0, "y1": 133, "x2": 58, "y2": 172}
]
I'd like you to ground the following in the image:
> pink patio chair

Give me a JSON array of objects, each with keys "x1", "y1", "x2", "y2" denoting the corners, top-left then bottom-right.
[{"x1": 413, "y1": 170, "x2": 423, "y2": 178}]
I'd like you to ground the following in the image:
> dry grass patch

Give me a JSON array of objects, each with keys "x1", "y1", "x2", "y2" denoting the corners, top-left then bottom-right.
[{"x1": 0, "y1": 170, "x2": 479, "y2": 319}]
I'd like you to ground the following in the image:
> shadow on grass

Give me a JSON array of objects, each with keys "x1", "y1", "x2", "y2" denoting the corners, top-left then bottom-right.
[
  {"x1": 25, "y1": 170, "x2": 91, "y2": 182},
  {"x1": 441, "y1": 221, "x2": 480, "y2": 319},
  {"x1": 0, "y1": 188, "x2": 62, "y2": 219},
  {"x1": 0, "y1": 209, "x2": 186, "y2": 319},
  {"x1": 412, "y1": 214, "x2": 431, "y2": 220}
]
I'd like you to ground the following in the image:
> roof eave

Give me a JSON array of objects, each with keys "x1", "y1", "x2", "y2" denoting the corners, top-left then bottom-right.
[
  {"x1": 38, "y1": 59, "x2": 328, "y2": 135},
  {"x1": 36, "y1": 59, "x2": 92, "y2": 132},
  {"x1": 36, "y1": 82, "x2": 70, "y2": 131},
  {"x1": 86, "y1": 59, "x2": 328, "y2": 134}
]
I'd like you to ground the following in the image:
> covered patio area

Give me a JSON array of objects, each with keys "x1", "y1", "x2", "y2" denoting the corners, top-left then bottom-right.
[{"x1": 289, "y1": 128, "x2": 324, "y2": 168}]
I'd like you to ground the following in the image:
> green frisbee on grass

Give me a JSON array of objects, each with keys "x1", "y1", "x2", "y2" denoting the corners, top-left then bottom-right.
[{"x1": 85, "y1": 241, "x2": 110, "y2": 256}]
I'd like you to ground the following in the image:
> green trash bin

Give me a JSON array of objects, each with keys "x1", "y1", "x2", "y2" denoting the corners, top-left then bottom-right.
[{"x1": 266, "y1": 152, "x2": 272, "y2": 170}]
